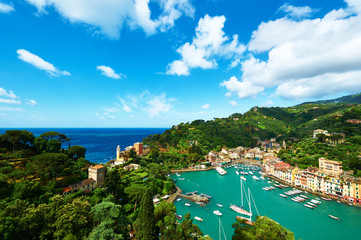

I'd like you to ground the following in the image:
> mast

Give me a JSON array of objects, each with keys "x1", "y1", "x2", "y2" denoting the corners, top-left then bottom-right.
[
  {"x1": 248, "y1": 188, "x2": 252, "y2": 217},
  {"x1": 241, "y1": 177, "x2": 243, "y2": 207}
]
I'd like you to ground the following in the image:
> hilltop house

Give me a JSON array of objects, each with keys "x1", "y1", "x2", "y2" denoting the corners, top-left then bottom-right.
[{"x1": 63, "y1": 164, "x2": 106, "y2": 196}]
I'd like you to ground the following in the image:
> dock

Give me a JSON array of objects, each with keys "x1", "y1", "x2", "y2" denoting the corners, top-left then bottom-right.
[{"x1": 178, "y1": 194, "x2": 209, "y2": 203}]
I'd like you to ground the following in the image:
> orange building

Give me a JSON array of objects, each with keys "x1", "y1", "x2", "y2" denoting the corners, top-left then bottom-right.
[{"x1": 134, "y1": 142, "x2": 143, "y2": 155}]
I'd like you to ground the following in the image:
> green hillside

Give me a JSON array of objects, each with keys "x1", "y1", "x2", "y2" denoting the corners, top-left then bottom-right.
[{"x1": 144, "y1": 93, "x2": 361, "y2": 172}]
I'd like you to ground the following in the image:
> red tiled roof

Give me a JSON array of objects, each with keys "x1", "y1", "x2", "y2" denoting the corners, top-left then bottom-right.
[{"x1": 90, "y1": 165, "x2": 105, "y2": 170}]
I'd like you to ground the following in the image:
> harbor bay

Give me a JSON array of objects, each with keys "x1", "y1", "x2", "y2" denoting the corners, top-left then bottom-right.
[{"x1": 172, "y1": 166, "x2": 361, "y2": 240}]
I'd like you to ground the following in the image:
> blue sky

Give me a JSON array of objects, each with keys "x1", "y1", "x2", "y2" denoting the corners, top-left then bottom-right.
[{"x1": 0, "y1": 0, "x2": 360, "y2": 127}]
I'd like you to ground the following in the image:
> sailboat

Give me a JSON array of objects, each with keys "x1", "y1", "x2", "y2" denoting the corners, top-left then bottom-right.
[
  {"x1": 235, "y1": 188, "x2": 259, "y2": 226},
  {"x1": 230, "y1": 178, "x2": 252, "y2": 217}
]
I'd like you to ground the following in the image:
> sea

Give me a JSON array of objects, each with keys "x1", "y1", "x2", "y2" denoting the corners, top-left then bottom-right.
[
  {"x1": 0, "y1": 128, "x2": 167, "y2": 164},
  {"x1": 172, "y1": 168, "x2": 361, "y2": 240}
]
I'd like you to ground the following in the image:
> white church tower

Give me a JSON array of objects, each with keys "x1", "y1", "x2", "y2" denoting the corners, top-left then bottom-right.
[{"x1": 116, "y1": 145, "x2": 121, "y2": 160}]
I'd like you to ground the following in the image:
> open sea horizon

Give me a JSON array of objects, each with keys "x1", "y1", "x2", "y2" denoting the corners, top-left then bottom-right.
[{"x1": 0, "y1": 128, "x2": 168, "y2": 164}]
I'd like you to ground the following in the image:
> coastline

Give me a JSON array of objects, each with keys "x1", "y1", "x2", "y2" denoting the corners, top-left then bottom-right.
[
  {"x1": 170, "y1": 161, "x2": 360, "y2": 208},
  {"x1": 265, "y1": 173, "x2": 360, "y2": 207}
]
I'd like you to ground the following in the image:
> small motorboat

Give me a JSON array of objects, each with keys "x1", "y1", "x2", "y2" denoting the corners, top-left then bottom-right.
[
  {"x1": 194, "y1": 216, "x2": 203, "y2": 221},
  {"x1": 240, "y1": 176, "x2": 246, "y2": 181},
  {"x1": 213, "y1": 210, "x2": 222, "y2": 216},
  {"x1": 217, "y1": 203, "x2": 223, "y2": 207},
  {"x1": 304, "y1": 204, "x2": 314, "y2": 209},
  {"x1": 185, "y1": 203, "x2": 191, "y2": 207},
  {"x1": 176, "y1": 198, "x2": 181, "y2": 201},
  {"x1": 328, "y1": 215, "x2": 340, "y2": 220}
]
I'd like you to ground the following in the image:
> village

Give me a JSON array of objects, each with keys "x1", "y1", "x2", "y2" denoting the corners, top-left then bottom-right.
[{"x1": 200, "y1": 129, "x2": 361, "y2": 205}]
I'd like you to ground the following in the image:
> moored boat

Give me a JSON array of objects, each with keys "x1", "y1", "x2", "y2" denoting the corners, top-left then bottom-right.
[
  {"x1": 230, "y1": 204, "x2": 252, "y2": 216},
  {"x1": 217, "y1": 203, "x2": 223, "y2": 207},
  {"x1": 308, "y1": 202, "x2": 317, "y2": 207},
  {"x1": 236, "y1": 216, "x2": 253, "y2": 226},
  {"x1": 216, "y1": 167, "x2": 227, "y2": 175},
  {"x1": 194, "y1": 216, "x2": 203, "y2": 221},
  {"x1": 252, "y1": 176, "x2": 260, "y2": 180},
  {"x1": 185, "y1": 203, "x2": 191, "y2": 206},
  {"x1": 328, "y1": 215, "x2": 340, "y2": 220},
  {"x1": 279, "y1": 194, "x2": 287, "y2": 198},
  {"x1": 304, "y1": 204, "x2": 314, "y2": 209}
]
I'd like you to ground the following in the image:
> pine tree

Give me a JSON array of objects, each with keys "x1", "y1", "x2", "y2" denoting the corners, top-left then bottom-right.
[{"x1": 134, "y1": 189, "x2": 157, "y2": 240}]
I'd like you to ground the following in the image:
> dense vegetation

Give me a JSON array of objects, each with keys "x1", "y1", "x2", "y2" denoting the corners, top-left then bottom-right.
[
  {"x1": 232, "y1": 216, "x2": 294, "y2": 240},
  {"x1": 0, "y1": 130, "x2": 203, "y2": 239}
]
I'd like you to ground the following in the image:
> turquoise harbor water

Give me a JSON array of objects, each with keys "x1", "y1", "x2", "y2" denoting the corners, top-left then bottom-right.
[{"x1": 172, "y1": 167, "x2": 361, "y2": 240}]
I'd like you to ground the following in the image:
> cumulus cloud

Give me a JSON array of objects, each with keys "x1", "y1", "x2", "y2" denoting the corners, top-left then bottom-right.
[
  {"x1": 220, "y1": 76, "x2": 264, "y2": 98},
  {"x1": 278, "y1": 3, "x2": 316, "y2": 18},
  {"x1": 97, "y1": 65, "x2": 125, "y2": 79},
  {"x1": 228, "y1": 0, "x2": 361, "y2": 100},
  {"x1": 167, "y1": 15, "x2": 246, "y2": 76},
  {"x1": 17, "y1": 49, "x2": 70, "y2": 76},
  {"x1": 201, "y1": 103, "x2": 210, "y2": 109},
  {"x1": 0, "y1": 2, "x2": 14, "y2": 13},
  {"x1": 26, "y1": 99, "x2": 37, "y2": 106},
  {"x1": 25, "y1": 0, "x2": 194, "y2": 39}
]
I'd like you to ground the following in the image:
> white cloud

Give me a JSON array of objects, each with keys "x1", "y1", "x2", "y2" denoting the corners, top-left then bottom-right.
[
  {"x1": 0, "y1": 88, "x2": 16, "y2": 99},
  {"x1": 229, "y1": 100, "x2": 237, "y2": 106},
  {"x1": 261, "y1": 100, "x2": 274, "y2": 107},
  {"x1": 26, "y1": 99, "x2": 37, "y2": 106},
  {"x1": 97, "y1": 65, "x2": 125, "y2": 79},
  {"x1": 230, "y1": 0, "x2": 361, "y2": 100},
  {"x1": 120, "y1": 91, "x2": 175, "y2": 118},
  {"x1": 220, "y1": 76, "x2": 264, "y2": 98},
  {"x1": 145, "y1": 94, "x2": 173, "y2": 118},
  {"x1": 17, "y1": 49, "x2": 70, "y2": 76},
  {"x1": 96, "y1": 112, "x2": 115, "y2": 120},
  {"x1": 0, "y1": 2, "x2": 14, "y2": 13},
  {"x1": 278, "y1": 3, "x2": 315, "y2": 18},
  {"x1": 0, "y1": 106, "x2": 23, "y2": 112},
  {"x1": 104, "y1": 107, "x2": 121, "y2": 112},
  {"x1": 25, "y1": 0, "x2": 194, "y2": 39},
  {"x1": 118, "y1": 98, "x2": 133, "y2": 112},
  {"x1": 167, "y1": 15, "x2": 246, "y2": 76},
  {"x1": 0, "y1": 98, "x2": 21, "y2": 104},
  {"x1": 201, "y1": 103, "x2": 210, "y2": 109}
]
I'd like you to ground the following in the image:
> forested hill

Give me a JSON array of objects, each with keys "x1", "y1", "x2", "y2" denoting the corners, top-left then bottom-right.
[
  {"x1": 143, "y1": 93, "x2": 361, "y2": 154},
  {"x1": 300, "y1": 93, "x2": 361, "y2": 105}
]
